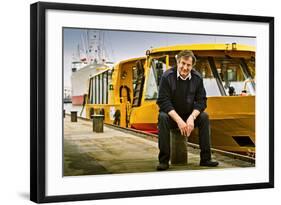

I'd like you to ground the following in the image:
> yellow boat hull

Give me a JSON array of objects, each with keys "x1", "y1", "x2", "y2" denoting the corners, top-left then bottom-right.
[{"x1": 129, "y1": 96, "x2": 255, "y2": 155}]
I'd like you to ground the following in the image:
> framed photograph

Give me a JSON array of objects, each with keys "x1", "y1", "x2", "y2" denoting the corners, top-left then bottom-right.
[{"x1": 30, "y1": 1, "x2": 274, "y2": 203}]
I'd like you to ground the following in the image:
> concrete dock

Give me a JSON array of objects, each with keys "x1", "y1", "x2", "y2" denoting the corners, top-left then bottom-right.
[{"x1": 64, "y1": 115, "x2": 255, "y2": 176}]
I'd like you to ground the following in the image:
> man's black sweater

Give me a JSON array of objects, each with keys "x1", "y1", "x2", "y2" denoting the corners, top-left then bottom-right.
[{"x1": 156, "y1": 67, "x2": 207, "y2": 119}]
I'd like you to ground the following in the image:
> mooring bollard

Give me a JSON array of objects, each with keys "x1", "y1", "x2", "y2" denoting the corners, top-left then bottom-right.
[
  {"x1": 170, "y1": 129, "x2": 188, "y2": 165},
  {"x1": 92, "y1": 114, "x2": 104, "y2": 133},
  {"x1": 92, "y1": 115, "x2": 96, "y2": 132},
  {"x1": 70, "y1": 111, "x2": 77, "y2": 122}
]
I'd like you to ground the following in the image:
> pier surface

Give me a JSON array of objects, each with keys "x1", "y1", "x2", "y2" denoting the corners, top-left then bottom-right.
[{"x1": 64, "y1": 116, "x2": 255, "y2": 176}]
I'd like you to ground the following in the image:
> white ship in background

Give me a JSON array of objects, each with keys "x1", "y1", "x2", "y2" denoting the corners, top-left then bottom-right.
[{"x1": 71, "y1": 30, "x2": 114, "y2": 105}]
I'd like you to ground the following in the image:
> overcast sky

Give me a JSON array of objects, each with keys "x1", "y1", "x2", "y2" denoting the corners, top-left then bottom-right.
[{"x1": 63, "y1": 28, "x2": 256, "y2": 87}]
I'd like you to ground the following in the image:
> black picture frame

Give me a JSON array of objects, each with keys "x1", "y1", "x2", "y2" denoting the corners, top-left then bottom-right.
[{"x1": 30, "y1": 1, "x2": 274, "y2": 203}]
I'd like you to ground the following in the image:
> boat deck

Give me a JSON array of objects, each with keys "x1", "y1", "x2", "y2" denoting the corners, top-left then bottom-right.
[{"x1": 64, "y1": 115, "x2": 255, "y2": 176}]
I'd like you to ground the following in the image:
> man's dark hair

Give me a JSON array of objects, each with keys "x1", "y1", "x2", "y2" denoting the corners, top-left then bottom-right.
[{"x1": 176, "y1": 50, "x2": 196, "y2": 66}]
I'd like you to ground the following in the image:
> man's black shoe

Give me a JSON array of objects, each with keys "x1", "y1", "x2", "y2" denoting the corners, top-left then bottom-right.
[
  {"x1": 156, "y1": 163, "x2": 169, "y2": 171},
  {"x1": 200, "y1": 160, "x2": 219, "y2": 167}
]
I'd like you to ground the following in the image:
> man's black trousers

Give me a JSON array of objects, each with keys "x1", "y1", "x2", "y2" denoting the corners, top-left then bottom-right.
[{"x1": 158, "y1": 111, "x2": 212, "y2": 164}]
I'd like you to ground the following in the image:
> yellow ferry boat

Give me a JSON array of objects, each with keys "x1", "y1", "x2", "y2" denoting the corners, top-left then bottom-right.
[{"x1": 85, "y1": 43, "x2": 256, "y2": 155}]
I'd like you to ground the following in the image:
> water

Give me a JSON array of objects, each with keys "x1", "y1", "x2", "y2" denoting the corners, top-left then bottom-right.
[{"x1": 64, "y1": 103, "x2": 86, "y2": 118}]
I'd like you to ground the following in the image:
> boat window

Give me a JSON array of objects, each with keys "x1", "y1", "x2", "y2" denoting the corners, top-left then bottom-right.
[
  {"x1": 144, "y1": 58, "x2": 167, "y2": 100},
  {"x1": 88, "y1": 78, "x2": 93, "y2": 104},
  {"x1": 104, "y1": 72, "x2": 108, "y2": 104},
  {"x1": 169, "y1": 56, "x2": 177, "y2": 68},
  {"x1": 97, "y1": 75, "x2": 100, "y2": 103},
  {"x1": 194, "y1": 58, "x2": 221, "y2": 96},
  {"x1": 152, "y1": 57, "x2": 168, "y2": 86},
  {"x1": 94, "y1": 76, "x2": 97, "y2": 104},
  {"x1": 132, "y1": 60, "x2": 145, "y2": 106},
  {"x1": 100, "y1": 73, "x2": 104, "y2": 104},
  {"x1": 214, "y1": 58, "x2": 255, "y2": 96},
  {"x1": 244, "y1": 58, "x2": 255, "y2": 79},
  {"x1": 92, "y1": 77, "x2": 97, "y2": 104},
  {"x1": 99, "y1": 75, "x2": 104, "y2": 104},
  {"x1": 145, "y1": 64, "x2": 158, "y2": 100},
  {"x1": 88, "y1": 70, "x2": 110, "y2": 104}
]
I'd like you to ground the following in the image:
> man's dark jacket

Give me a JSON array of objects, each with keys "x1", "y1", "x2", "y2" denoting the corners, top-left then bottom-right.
[{"x1": 156, "y1": 67, "x2": 207, "y2": 117}]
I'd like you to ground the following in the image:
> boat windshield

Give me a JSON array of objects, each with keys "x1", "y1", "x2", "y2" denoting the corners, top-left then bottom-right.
[
  {"x1": 145, "y1": 57, "x2": 167, "y2": 100},
  {"x1": 194, "y1": 58, "x2": 221, "y2": 96},
  {"x1": 214, "y1": 58, "x2": 255, "y2": 96},
  {"x1": 144, "y1": 53, "x2": 255, "y2": 99}
]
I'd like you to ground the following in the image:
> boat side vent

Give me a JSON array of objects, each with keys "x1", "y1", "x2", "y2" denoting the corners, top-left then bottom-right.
[{"x1": 232, "y1": 136, "x2": 255, "y2": 147}]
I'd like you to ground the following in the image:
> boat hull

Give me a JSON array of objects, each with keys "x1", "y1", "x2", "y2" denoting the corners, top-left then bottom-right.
[
  {"x1": 129, "y1": 96, "x2": 255, "y2": 155},
  {"x1": 71, "y1": 95, "x2": 84, "y2": 105}
]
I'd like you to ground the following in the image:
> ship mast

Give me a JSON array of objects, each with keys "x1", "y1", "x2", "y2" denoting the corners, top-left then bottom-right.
[
  {"x1": 87, "y1": 30, "x2": 107, "y2": 64},
  {"x1": 71, "y1": 29, "x2": 113, "y2": 74}
]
